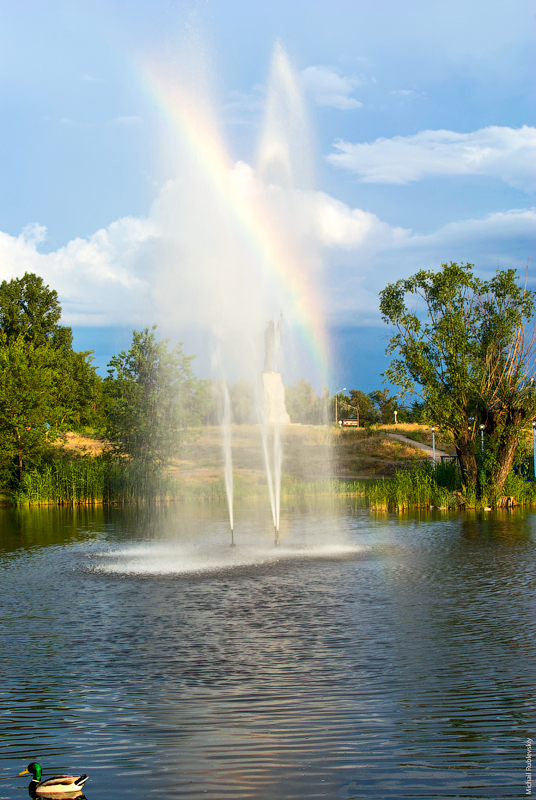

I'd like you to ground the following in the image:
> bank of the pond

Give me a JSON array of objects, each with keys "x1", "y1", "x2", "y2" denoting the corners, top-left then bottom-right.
[
  {"x1": 7, "y1": 424, "x2": 536, "y2": 509},
  {"x1": 10, "y1": 458, "x2": 536, "y2": 510},
  {"x1": 365, "y1": 461, "x2": 536, "y2": 510},
  {"x1": 9, "y1": 458, "x2": 366, "y2": 506}
]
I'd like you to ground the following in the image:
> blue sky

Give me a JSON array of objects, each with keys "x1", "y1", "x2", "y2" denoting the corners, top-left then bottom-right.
[{"x1": 0, "y1": 0, "x2": 534, "y2": 391}]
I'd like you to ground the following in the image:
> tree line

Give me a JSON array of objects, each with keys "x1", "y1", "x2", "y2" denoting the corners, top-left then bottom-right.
[
  {"x1": 0, "y1": 272, "x2": 360, "y2": 488},
  {"x1": 2, "y1": 262, "x2": 535, "y2": 505}
]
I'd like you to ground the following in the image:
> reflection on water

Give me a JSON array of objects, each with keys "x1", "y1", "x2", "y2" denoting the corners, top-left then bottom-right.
[{"x1": 0, "y1": 501, "x2": 534, "y2": 799}]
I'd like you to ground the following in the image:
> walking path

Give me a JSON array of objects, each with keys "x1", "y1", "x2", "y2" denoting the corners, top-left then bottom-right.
[{"x1": 387, "y1": 432, "x2": 450, "y2": 463}]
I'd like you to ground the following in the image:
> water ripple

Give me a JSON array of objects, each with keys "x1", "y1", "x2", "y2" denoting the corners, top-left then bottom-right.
[{"x1": 0, "y1": 504, "x2": 534, "y2": 799}]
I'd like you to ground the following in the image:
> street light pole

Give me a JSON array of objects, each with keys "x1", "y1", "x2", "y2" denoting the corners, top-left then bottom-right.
[
  {"x1": 432, "y1": 426, "x2": 436, "y2": 466},
  {"x1": 479, "y1": 424, "x2": 485, "y2": 455}
]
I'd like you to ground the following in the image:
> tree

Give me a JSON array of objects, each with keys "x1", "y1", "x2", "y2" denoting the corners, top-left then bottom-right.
[
  {"x1": 0, "y1": 274, "x2": 103, "y2": 484},
  {"x1": 286, "y1": 379, "x2": 326, "y2": 424},
  {"x1": 349, "y1": 390, "x2": 378, "y2": 426},
  {"x1": 195, "y1": 378, "x2": 220, "y2": 425},
  {"x1": 0, "y1": 272, "x2": 72, "y2": 350},
  {"x1": 57, "y1": 349, "x2": 104, "y2": 430},
  {"x1": 332, "y1": 390, "x2": 378, "y2": 425},
  {"x1": 379, "y1": 262, "x2": 536, "y2": 500},
  {"x1": 0, "y1": 335, "x2": 64, "y2": 482},
  {"x1": 230, "y1": 380, "x2": 253, "y2": 424},
  {"x1": 104, "y1": 326, "x2": 199, "y2": 463},
  {"x1": 368, "y1": 388, "x2": 399, "y2": 424}
]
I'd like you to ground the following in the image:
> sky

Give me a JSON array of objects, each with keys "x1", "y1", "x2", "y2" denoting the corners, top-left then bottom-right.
[{"x1": 0, "y1": 0, "x2": 534, "y2": 392}]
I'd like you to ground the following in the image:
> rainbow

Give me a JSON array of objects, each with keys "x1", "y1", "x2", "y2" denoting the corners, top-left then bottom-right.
[{"x1": 139, "y1": 59, "x2": 330, "y2": 379}]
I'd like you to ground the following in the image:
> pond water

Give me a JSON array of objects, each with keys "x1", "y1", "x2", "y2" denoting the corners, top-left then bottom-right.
[{"x1": 0, "y1": 501, "x2": 534, "y2": 800}]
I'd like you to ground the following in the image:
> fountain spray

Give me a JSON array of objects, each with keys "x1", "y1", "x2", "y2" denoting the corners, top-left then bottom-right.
[
  {"x1": 212, "y1": 347, "x2": 235, "y2": 546},
  {"x1": 220, "y1": 381, "x2": 234, "y2": 545}
]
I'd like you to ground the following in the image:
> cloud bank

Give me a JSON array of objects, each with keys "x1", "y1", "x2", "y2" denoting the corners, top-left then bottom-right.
[
  {"x1": 0, "y1": 168, "x2": 532, "y2": 332},
  {"x1": 327, "y1": 125, "x2": 536, "y2": 191}
]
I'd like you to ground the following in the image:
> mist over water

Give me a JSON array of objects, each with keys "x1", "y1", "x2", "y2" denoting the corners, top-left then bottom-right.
[
  {"x1": 93, "y1": 503, "x2": 362, "y2": 575},
  {"x1": 147, "y1": 39, "x2": 330, "y2": 528},
  {"x1": 151, "y1": 39, "x2": 326, "y2": 386}
]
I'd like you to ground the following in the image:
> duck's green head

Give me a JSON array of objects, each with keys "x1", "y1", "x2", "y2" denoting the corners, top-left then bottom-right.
[{"x1": 18, "y1": 763, "x2": 41, "y2": 780}]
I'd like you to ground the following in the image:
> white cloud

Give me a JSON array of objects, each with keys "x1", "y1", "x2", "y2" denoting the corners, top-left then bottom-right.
[
  {"x1": 301, "y1": 66, "x2": 363, "y2": 110},
  {"x1": 0, "y1": 217, "x2": 158, "y2": 327},
  {"x1": 80, "y1": 74, "x2": 104, "y2": 82},
  {"x1": 318, "y1": 205, "x2": 536, "y2": 323},
  {"x1": 327, "y1": 125, "x2": 536, "y2": 191},
  {"x1": 0, "y1": 166, "x2": 533, "y2": 334}
]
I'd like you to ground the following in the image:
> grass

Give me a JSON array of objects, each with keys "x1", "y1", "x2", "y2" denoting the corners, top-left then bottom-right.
[
  {"x1": 12, "y1": 455, "x2": 367, "y2": 507},
  {"x1": 366, "y1": 461, "x2": 460, "y2": 510},
  {"x1": 364, "y1": 460, "x2": 536, "y2": 510},
  {"x1": 10, "y1": 422, "x2": 536, "y2": 509}
]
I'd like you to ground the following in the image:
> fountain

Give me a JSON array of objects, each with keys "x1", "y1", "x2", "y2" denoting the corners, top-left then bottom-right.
[
  {"x1": 220, "y1": 378, "x2": 235, "y2": 547},
  {"x1": 257, "y1": 315, "x2": 290, "y2": 543},
  {"x1": 149, "y1": 39, "x2": 327, "y2": 544}
]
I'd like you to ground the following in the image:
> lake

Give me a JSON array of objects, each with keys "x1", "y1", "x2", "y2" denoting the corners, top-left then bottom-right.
[{"x1": 0, "y1": 501, "x2": 534, "y2": 799}]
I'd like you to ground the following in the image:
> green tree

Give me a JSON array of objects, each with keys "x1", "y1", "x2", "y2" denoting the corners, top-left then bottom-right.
[
  {"x1": 286, "y1": 379, "x2": 326, "y2": 424},
  {"x1": 369, "y1": 388, "x2": 400, "y2": 424},
  {"x1": 0, "y1": 335, "x2": 64, "y2": 482},
  {"x1": 195, "y1": 378, "x2": 220, "y2": 425},
  {"x1": 104, "y1": 326, "x2": 199, "y2": 463},
  {"x1": 230, "y1": 380, "x2": 253, "y2": 424},
  {"x1": 0, "y1": 274, "x2": 103, "y2": 483},
  {"x1": 57, "y1": 349, "x2": 104, "y2": 430},
  {"x1": 0, "y1": 272, "x2": 72, "y2": 349},
  {"x1": 379, "y1": 262, "x2": 536, "y2": 500},
  {"x1": 331, "y1": 390, "x2": 378, "y2": 425},
  {"x1": 0, "y1": 272, "x2": 102, "y2": 428},
  {"x1": 348, "y1": 390, "x2": 378, "y2": 426}
]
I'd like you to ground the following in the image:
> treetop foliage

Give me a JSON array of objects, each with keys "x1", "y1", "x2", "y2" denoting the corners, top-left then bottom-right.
[
  {"x1": 0, "y1": 273, "x2": 102, "y2": 483},
  {"x1": 0, "y1": 272, "x2": 73, "y2": 350},
  {"x1": 104, "y1": 326, "x2": 199, "y2": 463},
  {"x1": 379, "y1": 261, "x2": 536, "y2": 498}
]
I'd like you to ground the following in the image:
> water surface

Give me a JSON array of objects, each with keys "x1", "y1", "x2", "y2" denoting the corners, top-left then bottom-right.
[{"x1": 0, "y1": 502, "x2": 534, "y2": 799}]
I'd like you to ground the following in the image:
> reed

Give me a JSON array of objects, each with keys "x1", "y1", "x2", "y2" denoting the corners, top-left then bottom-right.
[
  {"x1": 13, "y1": 459, "x2": 107, "y2": 505},
  {"x1": 14, "y1": 453, "x2": 536, "y2": 509},
  {"x1": 13, "y1": 457, "x2": 369, "y2": 506},
  {"x1": 366, "y1": 461, "x2": 461, "y2": 510}
]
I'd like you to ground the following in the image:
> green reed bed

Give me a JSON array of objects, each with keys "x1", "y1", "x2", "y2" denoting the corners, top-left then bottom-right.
[
  {"x1": 13, "y1": 457, "x2": 177, "y2": 506},
  {"x1": 13, "y1": 456, "x2": 370, "y2": 506},
  {"x1": 13, "y1": 459, "x2": 107, "y2": 506},
  {"x1": 364, "y1": 460, "x2": 536, "y2": 510},
  {"x1": 13, "y1": 456, "x2": 536, "y2": 508},
  {"x1": 366, "y1": 461, "x2": 461, "y2": 510}
]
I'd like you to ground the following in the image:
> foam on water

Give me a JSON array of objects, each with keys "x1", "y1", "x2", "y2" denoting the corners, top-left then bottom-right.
[{"x1": 92, "y1": 540, "x2": 369, "y2": 575}]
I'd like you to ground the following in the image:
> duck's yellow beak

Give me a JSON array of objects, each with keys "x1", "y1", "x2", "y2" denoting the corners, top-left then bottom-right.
[{"x1": 18, "y1": 769, "x2": 30, "y2": 776}]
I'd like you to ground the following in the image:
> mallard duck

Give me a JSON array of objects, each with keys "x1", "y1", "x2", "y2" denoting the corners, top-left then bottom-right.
[{"x1": 18, "y1": 763, "x2": 88, "y2": 796}]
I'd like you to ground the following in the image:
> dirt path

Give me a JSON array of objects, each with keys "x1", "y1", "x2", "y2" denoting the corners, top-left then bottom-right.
[{"x1": 386, "y1": 432, "x2": 450, "y2": 463}]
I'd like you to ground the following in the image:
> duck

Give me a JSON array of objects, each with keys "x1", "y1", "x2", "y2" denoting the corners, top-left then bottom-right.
[{"x1": 18, "y1": 763, "x2": 88, "y2": 796}]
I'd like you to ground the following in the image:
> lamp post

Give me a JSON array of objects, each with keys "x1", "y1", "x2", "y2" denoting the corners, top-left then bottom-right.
[
  {"x1": 335, "y1": 387, "x2": 346, "y2": 425},
  {"x1": 431, "y1": 426, "x2": 436, "y2": 466},
  {"x1": 479, "y1": 424, "x2": 485, "y2": 455},
  {"x1": 532, "y1": 421, "x2": 536, "y2": 480},
  {"x1": 394, "y1": 410, "x2": 398, "y2": 425}
]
